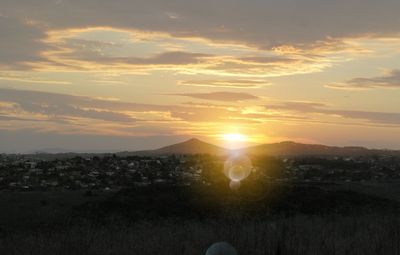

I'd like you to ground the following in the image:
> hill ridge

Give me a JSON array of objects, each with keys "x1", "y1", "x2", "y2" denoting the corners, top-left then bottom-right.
[{"x1": 119, "y1": 138, "x2": 400, "y2": 157}]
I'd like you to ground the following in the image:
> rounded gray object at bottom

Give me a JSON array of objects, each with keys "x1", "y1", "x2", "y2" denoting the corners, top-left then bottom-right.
[{"x1": 206, "y1": 242, "x2": 238, "y2": 255}]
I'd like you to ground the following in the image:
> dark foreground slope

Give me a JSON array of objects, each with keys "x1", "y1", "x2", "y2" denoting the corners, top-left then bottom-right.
[
  {"x1": 2, "y1": 213, "x2": 400, "y2": 255},
  {"x1": 1, "y1": 181, "x2": 400, "y2": 255}
]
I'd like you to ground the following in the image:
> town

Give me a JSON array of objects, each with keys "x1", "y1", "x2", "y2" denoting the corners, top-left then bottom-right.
[{"x1": 1, "y1": 153, "x2": 400, "y2": 191}]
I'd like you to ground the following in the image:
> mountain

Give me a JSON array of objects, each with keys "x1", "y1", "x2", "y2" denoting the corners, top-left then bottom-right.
[
  {"x1": 120, "y1": 138, "x2": 229, "y2": 156},
  {"x1": 32, "y1": 139, "x2": 397, "y2": 158},
  {"x1": 30, "y1": 148, "x2": 73, "y2": 154},
  {"x1": 123, "y1": 139, "x2": 399, "y2": 157},
  {"x1": 243, "y1": 141, "x2": 399, "y2": 157}
]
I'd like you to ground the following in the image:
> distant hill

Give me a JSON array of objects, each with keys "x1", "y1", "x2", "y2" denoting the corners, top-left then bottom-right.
[
  {"x1": 119, "y1": 138, "x2": 228, "y2": 156},
  {"x1": 243, "y1": 141, "x2": 399, "y2": 157},
  {"x1": 20, "y1": 139, "x2": 400, "y2": 158},
  {"x1": 123, "y1": 139, "x2": 400, "y2": 157}
]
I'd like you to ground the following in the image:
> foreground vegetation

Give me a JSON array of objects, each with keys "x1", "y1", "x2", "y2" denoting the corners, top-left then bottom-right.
[
  {"x1": 2, "y1": 214, "x2": 400, "y2": 255},
  {"x1": 1, "y1": 181, "x2": 400, "y2": 254}
]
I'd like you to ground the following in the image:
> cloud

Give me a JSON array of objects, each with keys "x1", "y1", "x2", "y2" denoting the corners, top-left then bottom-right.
[
  {"x1": 0, "y1": 16, "x2": 49, "y2": 69},
  {"x1": 0, "y1": 129, "x2": 187, "y2": 153},
  {"x1": 0, "y1": 88, "x2": 136, "y2": 123},
  {"x1": 0, "y1": 88, "x2": 263, "y2": 125},
  {"x1": 23, "y1": 102, "x2": 136, "y2": 122},
  {"x1": 92, "y1": 51, "x2": 212, "y2": 66},
  {"x1": 0, "y1": 72, "x2": 71, "y2": 85},
  {"x1": 0, "y1": 115, "x2": 46, "y2": 122},
  {"x1": 2, "y1": 1, "x2": 400, "y2": 151},
  {"x1": 40, "y1": 28, "x2": 219, "y2": 71},
  {"x1": 267, "y1": 101, "x2": 400, "y2": 126},
  {"x1": 0, "y1": 89, "x2": 337, "y2": 130},
  {"x1": 1, "y1": 1, "x2": 398, "y2": 76},
  {"x1": 179, "y1": 79, "x2": 269, "y2": 88},
  {"x1": 0, "y1": 88, "x2": 288, "y2": 147},
  {"x1": 195, "y1": 55, "x2": 324, "y2": 77},
  {"x1": 171, "y1": 92, "x2": 259, "y2": 102},
  {"x1": 35, "y1": 27, "x2": 328, "y2": 77},
  {"x1": 2, "y1": 0, "x2": 400, "y2": 48},
  {"x1": 327, "y1": 69, "x2": 400, "y2": 90}
]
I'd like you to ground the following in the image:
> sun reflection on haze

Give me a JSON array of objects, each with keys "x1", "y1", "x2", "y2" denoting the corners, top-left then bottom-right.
[
  {"x1": 220, "y1": 133, "x2": 249, "y2": 150},
  {"x1": 222, "y1": 133, "x2": 248, "y2": 142}
]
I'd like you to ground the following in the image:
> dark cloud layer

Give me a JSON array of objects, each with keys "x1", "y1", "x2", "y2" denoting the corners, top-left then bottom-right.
[
  {"x1": 328, "y1": 69, "x2": 400, "y2": 89},
  {"x1": 0, "y1": 88, "x2": 255, "y2": 123},
  {"x1": 1, "y1": 0, "x2": 400, "y2": 69},
  {"x1": 0, "y1": 88, "x2": 137, "y2": 122},
  {"x1": 0, "y1": 16, "x2": 48, "y2": 69},
  {"x1": 267, "y1": 102, "x2": 400, "y2": 125},
  {"x1": 2, "y1": 0, "x2": 400, "y2": 48}
]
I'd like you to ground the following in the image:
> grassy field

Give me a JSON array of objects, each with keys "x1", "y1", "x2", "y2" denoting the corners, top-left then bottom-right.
[
  {"x1": 1, "y1": 214, "x2": 400, "y2": 255},
  {"x1": 0, "y1": 191, "x2": 113, "y2": 232},
  {"x1": 342, "y1": 181, "x2": 400, "y2": 202},
  {"x1": 1, "y1": 182, "x2": 400, "y2": 254}
]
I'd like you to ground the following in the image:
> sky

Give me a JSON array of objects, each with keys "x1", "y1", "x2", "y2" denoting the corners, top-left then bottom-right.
[{"x1": 0, "y1": 0, "x2": 400, "y2": 152}]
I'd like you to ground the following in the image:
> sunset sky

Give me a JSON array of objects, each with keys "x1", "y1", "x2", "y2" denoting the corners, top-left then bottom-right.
[{"x1": 1, "y1": 0, "x2": 400, "y2": 152}]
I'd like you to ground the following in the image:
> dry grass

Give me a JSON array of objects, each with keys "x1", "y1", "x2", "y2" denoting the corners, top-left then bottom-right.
[{"x1": 1, "y1": 213, "x2": 400, "y2": 255}]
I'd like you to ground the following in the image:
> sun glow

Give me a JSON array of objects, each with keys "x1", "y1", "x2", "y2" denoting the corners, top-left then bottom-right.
[{"x1": 222, "y1": 133, "x2": 248, "y2": 142}]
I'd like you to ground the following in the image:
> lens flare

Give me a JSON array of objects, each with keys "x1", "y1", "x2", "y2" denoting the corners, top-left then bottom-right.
[
  {"x1": 229, "y1": 180, "x2": 241, "y2": 190},
  {"x1": 224, "y1": 154, "x2": 253, "y2": 190},
  {"x1": 228, "y1": 165, "x2": 249, "y2": 181},
  {"x1": 206, "y1": 242, "x2": 238, "y2": 255}
]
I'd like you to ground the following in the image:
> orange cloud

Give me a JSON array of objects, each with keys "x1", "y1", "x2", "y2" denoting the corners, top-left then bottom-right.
[{"x1": 178, "y1": 79, "x2": 270, "y2": 88}]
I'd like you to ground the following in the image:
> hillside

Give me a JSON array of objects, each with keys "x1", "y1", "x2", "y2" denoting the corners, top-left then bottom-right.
[
  {"x1": 26, "y1": 139, "x2": 399, "y2": 158},
  {"x1": 125, "y1": 139, "x2": 399, "y2": 157},
  {"x1": 122, "y1": 138, "x2": 228, "y2": 156},
  {"x1": 243, "y1": 141, "x2": 398, "y2": 157}
]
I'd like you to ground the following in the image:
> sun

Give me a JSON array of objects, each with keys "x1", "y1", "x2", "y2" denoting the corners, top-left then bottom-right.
[{"x1": 222, "y1": 133, "x2": 248, "y2": 142}]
